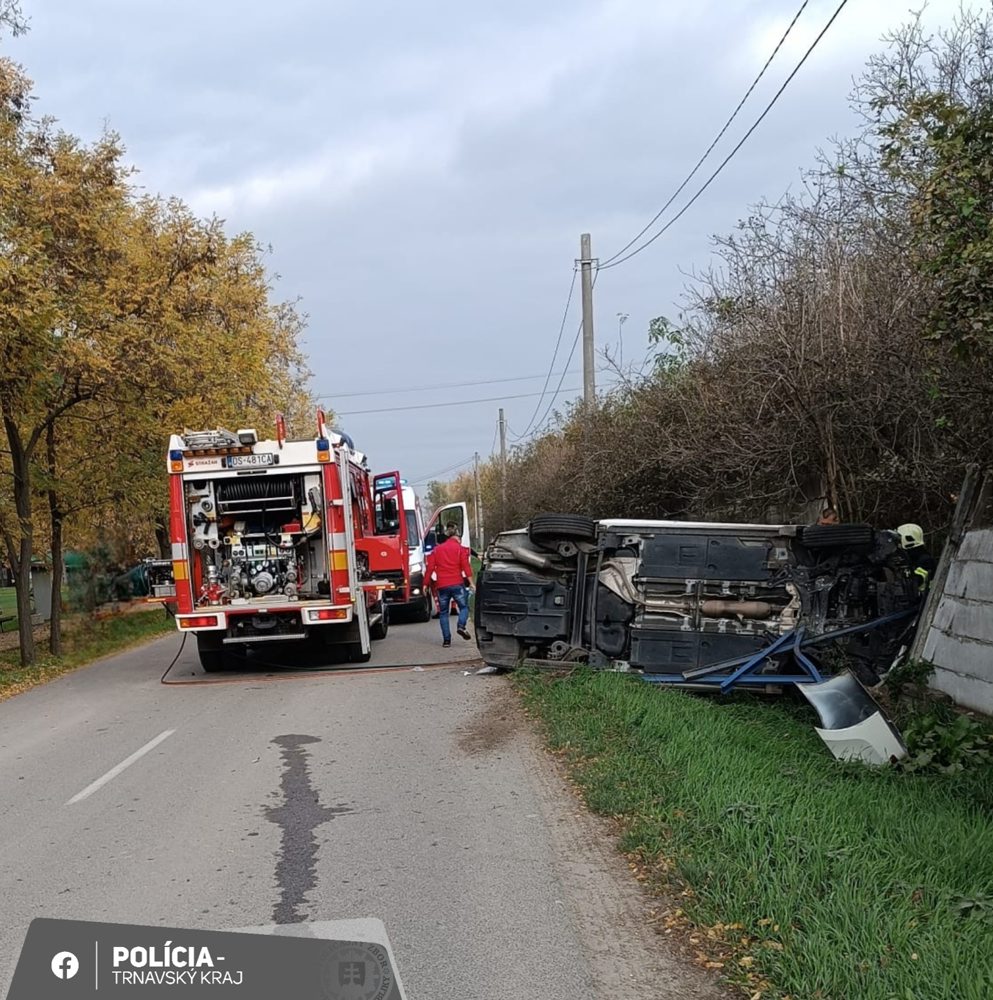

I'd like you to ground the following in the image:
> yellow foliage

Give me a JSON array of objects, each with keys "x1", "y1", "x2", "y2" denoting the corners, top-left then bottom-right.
[{"x1": 0, "y1": 56, "x2": 313, "y2": 662}]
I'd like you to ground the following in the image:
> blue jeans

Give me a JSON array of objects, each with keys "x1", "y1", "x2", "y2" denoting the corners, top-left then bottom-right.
[{"x1": 436, "y1": 584, "x2": 469, "y2": 641}]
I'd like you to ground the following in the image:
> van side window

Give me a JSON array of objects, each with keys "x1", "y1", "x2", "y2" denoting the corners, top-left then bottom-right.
[{"x1": 405, "y1": 510, "x2": 420, "y2": 547}]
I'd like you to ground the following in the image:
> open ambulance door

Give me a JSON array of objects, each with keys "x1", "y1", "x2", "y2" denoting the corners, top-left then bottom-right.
[{"x1": 423, "y1": 501, "x2": 471, "y2": 555}]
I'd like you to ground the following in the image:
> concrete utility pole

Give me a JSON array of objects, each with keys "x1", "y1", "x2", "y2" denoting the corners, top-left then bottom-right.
[
  {"x1": 473, "y1": 451, "x2": 484, "y2": 550},
  {"x1": 499, "y1": 408, "x2": 507, "y2": 525},
  {"x1": 580, "y1": 233, "x2": 596, "y2": 405}
]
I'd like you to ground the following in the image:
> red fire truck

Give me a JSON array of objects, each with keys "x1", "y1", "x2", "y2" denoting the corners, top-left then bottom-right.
[
  {"x1": 166, "y1": 411, "x2": 389, "y2": 670},
  {"x1": 356, "y1": 474, "x2": 473, "y2": 621},
  {"x1": 356, "y1": 474, "x2": 429, "y2": 620}
]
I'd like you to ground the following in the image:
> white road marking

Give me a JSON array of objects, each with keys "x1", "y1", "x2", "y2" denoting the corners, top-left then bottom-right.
[{"x1": 66, "y1": 729, "x2": 176, "y2": 805}]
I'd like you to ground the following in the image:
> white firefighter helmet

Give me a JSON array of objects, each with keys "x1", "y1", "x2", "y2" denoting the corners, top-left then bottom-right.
[{"x1": 896, "y1": 523, "x2": 925, "y2": 550}]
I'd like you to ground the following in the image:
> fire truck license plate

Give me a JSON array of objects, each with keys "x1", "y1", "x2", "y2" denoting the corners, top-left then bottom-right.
[{"x1": 227, "y1": 453, "x2": 275, "y2": 468}]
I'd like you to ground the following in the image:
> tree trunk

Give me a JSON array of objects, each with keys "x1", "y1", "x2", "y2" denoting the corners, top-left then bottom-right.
[
  {"x1": 47, "y1": 422, "x2": 63, "y2": 657},
  {"x1": 12, "y1": 536, "x2": 34, "y2": 664},
  {"x1": 3, "y1": 413, "x2": 36, "y2": 666}
]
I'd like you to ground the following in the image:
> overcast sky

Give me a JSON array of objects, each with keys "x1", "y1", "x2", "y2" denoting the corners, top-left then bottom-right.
[{"x1": 8, "y1": 0, "x2": 964, "y2": 492}]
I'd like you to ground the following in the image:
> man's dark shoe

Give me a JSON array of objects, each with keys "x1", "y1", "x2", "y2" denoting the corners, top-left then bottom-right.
[
  {"x1": 458, "y1": 628, "x2": 472, "y2": 641},
  {"x1": 442, "y1": 639, "x2": 451, "y2": 647}
]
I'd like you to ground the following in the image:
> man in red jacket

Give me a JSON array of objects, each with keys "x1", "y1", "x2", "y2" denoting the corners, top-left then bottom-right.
[{"x1": 425, "y1": 523, "x2": 473, "y2": 646}]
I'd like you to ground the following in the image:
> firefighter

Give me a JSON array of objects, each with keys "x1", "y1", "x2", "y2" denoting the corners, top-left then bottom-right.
[
  {"x1": 424, "y1": 523, "x2": 473, "y2": 647},
  {"x1": 896, "y1": 523, "x2": 937, "y2": 594}
]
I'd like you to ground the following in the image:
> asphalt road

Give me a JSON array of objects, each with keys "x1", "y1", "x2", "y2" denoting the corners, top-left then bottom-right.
[{"x1": 0, "y1": 618, "x2": 722, "y2": 999}]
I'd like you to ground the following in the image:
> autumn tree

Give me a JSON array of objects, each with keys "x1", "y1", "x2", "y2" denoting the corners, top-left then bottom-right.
[
  {"x1": 869, "y1": 6, "x2": 993, "y2": 359},
  {"x1": 0, "y1": 58, "x2": 136, "y2": 663},
  {"x1": 424, "y1": 480, "x2": 451, "y2": 512},
  {"x1": 85, "y1": 197, "x2": 311, "y2": 563},
  {"x1": 40, "y1": 201, "x2": 312, "y2": 654},
  {"x1": 0, "y1": 0, "x2": 26, "y2": 37},
  {"x1": 0, "y1": 57, "x2": 313, "y2": 663}
]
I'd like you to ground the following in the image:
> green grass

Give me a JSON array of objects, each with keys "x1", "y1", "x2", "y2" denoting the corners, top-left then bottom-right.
[
  {"x1": 0, "y1": 586, "x2": 16, "y2": 625},
  {"x1": 517, "y1": 670, "x2": 993, "y2": 1000},
  {"x1": 0, "y1": 608, "x2": 174, "y2": 701}
]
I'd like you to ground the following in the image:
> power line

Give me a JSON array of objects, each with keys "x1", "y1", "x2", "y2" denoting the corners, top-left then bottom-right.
[
  {"x1": 598, "y1": 0, "x2": 850, "y2": 272},
  {"x1": 315, "y1": 369, "x2": 581, "y2": 400},
  {"x1": 600, "y1": 0, "x2": 810, "y2": 267},
  {"x1": 530, "y1": 324, "x2": 583, "y2": 437},
  {"x1": 408, "y1": 455, "x2": 476, "y2": 485},
  {"x1": 413, "y1": 457, "x2": 475, "y2": 482},
  {"x1": 335, "y1": 387, "x2": 583, "y2": 416},
  {"x1": 502, "y1": 2, "x2": 833, "y2": 438},
  {"x1": 517, "y1": 269, "x2": 601, "y2": 441},
  {"x1": 510, "y1": 269, "x2": 578, "y2": 440}
]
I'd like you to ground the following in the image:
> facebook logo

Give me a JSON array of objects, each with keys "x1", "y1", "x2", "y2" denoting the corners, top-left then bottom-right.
[{"x1": 50, "y1": 952, "x2": 79, "y2": 980}]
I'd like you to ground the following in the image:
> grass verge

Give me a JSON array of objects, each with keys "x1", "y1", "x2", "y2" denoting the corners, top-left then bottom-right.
[
  {"x1": 0, "y1": 608, "x2": 174, "y2": 702},
  {"x1": 517, "y1": 669, "x2": 993, "y2": 1000},
  {"x1": 0, "y1": 586, "x2": 17, "y2": 627}
]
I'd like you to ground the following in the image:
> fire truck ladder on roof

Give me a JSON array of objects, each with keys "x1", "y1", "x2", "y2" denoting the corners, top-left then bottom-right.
[{"x1": 180, "y1": 428, "x2": 241, "y2": 450}]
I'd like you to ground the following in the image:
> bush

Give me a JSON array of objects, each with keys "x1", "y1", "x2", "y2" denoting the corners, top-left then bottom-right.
[{"x1": 899, "y1": 712, "x2": 993, "y2": 774}]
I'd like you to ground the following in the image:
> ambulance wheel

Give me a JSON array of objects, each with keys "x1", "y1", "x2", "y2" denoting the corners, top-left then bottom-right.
[
  {"x1": 370, "y1": 602, "x2": 389, "y2": 641},
  {"x1": 414, "y1": 593, "x2": 432, "y2": 622},
  {"x1": 196, "y1": 633, "x2": 226, "y2": 673}
]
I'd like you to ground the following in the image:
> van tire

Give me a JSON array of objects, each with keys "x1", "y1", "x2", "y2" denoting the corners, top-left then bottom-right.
[
  {"x1": 529, "y1": 514, "x2": 596, "y2": 545},
  {"x1": 414, "y1": 593, "x2": 432, "y2": 622}
]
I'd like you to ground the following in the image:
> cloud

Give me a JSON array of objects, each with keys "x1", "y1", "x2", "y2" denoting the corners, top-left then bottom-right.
[
  {"x1": 9, "y1": 0, "x2": 973, "y2": 478},
  {"x1": 185, "y1": 119, "x2": 448, "y2": 215},
  {"x1": 182, "y1": 0, "x2": 696, "y2": 216}
]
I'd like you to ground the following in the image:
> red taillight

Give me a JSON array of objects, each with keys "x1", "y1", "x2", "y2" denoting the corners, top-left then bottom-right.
[
  {"x1": 310, "y1": 608, "x2": 348, "y2": 621},
  {"x1": 179, "y1": 615, "x2": 219, "y2": 628}
]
